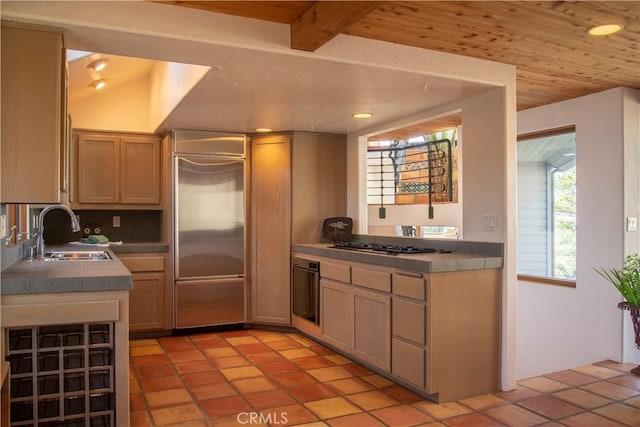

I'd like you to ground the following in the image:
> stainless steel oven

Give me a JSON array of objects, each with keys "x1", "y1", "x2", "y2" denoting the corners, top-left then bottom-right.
[{"x1": 292, "y1": 258, "x2": 320, "y2": 325}]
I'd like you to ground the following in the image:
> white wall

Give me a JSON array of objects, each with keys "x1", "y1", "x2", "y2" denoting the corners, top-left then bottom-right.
[
  {"x1": 149, "y1": 62, "x2": 209, "y2": 131},
  {"x1": 516, "y1": 87, "x2": 640, "y2": 379},
  {"x1": 367, "y1": 203, "x2": 462, "y2": 237},
  {"x1": 70, "y1": 73, "x2": 152, "y2": 132}
]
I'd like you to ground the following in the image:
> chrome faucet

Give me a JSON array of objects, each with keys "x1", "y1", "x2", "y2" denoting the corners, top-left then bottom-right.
[{"x1": 36, "y1": 204, "x2": 81, "y2": 260}]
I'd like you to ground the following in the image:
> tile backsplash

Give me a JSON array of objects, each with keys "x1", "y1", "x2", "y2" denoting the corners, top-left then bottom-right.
[{"x1": 43, "y1": 209, "x2": 162, "y2": 243}]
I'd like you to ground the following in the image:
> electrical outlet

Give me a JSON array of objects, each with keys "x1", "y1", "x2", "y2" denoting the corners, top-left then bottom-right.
[
  {"x1": 627, "y1": 216, "x2": 638, "y2": 232},
  {"x1": 0, "y1": 214, "x2": 6, "y2": 239},
  {"x1": 113, "y1": 216, "x2": 121, "y2": 228}
]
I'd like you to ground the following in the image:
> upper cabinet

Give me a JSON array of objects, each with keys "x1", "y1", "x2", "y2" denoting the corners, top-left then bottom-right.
[
  {"x1": 71, "y1": 130, "x2": 161, "y2": 209},
  {"x1": 1, "y1": 22, "x2": 66, "y2": 204}
]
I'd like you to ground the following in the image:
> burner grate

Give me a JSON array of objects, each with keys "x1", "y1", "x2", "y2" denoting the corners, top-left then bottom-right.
[{"x1": 331, "y1": 242, "x2": 450, "y2": 255}]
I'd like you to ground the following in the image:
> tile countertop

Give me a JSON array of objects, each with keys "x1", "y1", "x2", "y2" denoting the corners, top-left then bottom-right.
[
  {"x1": 292, "y1": 243, "x2": 503, "y2": 273},
  {"x1": 1, "y1": 246, "x2": 133, "y2": 295}
]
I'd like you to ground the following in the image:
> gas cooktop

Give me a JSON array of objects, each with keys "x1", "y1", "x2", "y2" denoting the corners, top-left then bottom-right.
[{"x1": 330, "y1": 242, "x2": 451, "y2": 255}]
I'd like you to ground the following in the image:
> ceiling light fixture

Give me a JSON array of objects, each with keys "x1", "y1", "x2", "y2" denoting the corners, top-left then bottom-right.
[
  {"x1": 255, "y1": 128, "x2": 272, "y2": 133},
  {"x1": 352, "y1": 112, "x2": 373, "y2": 119},
  {"x1": 89, "y1": 79, "x2": 108, "y2": 90},
  {"x1": 87, "y1": 58, "x2": 109, "y2": 72},
  {"x1": 587, "y1": 24, "x2": 623, "y2": 36}
]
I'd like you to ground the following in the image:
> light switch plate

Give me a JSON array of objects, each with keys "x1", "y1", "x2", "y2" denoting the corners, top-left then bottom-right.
[
  {"x1": 113, "y1": 216, "x2": 121, "y2": 228},
  {"x1": 0, "y1": 214, "x2": 6, "y2": 239},
  {"x1": 627, "y1": 216, "x2": 638, "y2": 232},
  {"x1": 483, "y1": 214, "x2": 497, "y2": 231}
]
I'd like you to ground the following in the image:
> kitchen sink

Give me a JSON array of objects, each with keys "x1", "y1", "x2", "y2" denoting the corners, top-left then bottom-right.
[{"x1": 43, "y1": 250, "x2": 113, "y2": 261}]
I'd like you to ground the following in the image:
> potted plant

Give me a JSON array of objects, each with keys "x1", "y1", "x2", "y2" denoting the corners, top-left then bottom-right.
[{"x1": 596, "y1": 253, "x2": 640, "y2": 375}]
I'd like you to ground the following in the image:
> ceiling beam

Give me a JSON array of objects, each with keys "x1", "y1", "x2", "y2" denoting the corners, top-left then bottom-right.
[{"x1": 291, "y1": 1, "x2": 384, "y2": 51}]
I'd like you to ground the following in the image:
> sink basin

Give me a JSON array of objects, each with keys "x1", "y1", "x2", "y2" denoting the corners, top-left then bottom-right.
[{"x1": 43, "y1": 250, "x2": 112, "y2": 261}]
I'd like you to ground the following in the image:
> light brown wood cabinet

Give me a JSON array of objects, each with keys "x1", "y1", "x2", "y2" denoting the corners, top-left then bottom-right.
[
  {"x1": 250, "y1": 132, "x2": 346, "y2": 326},
  {"x1": 302, "y1": 254, "x2": 501, "y2": 402},
  {"x1": 391, "y1": 272, "x2": 427, "y2": 389},
  {"x1": 117, "y1": 254, "x2": 172, "y2": 332},
  {"x1": 251, "y1": 135, "x2": 292, "y2": 325},
  {"x1": 1, "y1": 23, "x2": 66, "y2": 204},
  {"x1": 320, "y1": 278, "x2": 353, "y2": 352},
  {"x1": 320, "y1": 262, "x2": 391, "y2": 370},
  {"x1": 352, "y1": 287, "x2": 390, "y2": 370},
  {"x1": 72, "y1": 131, "x2": 161, "y2": 209}
]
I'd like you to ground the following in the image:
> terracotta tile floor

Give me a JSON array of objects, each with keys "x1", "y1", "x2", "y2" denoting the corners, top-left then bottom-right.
[{"x1": 129, "y1": 330, "x2": 640, "y2": 426}]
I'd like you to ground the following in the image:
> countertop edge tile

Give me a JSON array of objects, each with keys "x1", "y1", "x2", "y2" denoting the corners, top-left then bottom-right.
[{"x1": 292, "y1": 242, "x2": 503, "y2": 273}]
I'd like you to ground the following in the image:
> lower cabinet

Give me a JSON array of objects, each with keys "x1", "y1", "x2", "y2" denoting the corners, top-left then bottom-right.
[
  {"x1": 391, "y1": 296, "x2": 426, "y2": 387},
  {"x1": 320, "y1": 268, "x2": 391, "y2": 371},
  {"x1": 392, "y1": 338, "x2": 425, "y2": 388},
  {"x1": 1, "y1": 291, "x2": 130, "y2": 426},
  {"x1": 117, "y1": 254, "x2": 171, "y2": 332},
  {"x1": 320, "y1": 279, "x2": 352, "y2": 353},
  {"x1": 352, "y1": 288, "x2": 390, "y2": 370},
  {"x1": 302, "y1": 253, "x2": 501, "y2": 403}
]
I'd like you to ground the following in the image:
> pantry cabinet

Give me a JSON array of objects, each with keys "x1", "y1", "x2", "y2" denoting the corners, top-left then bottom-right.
[
  {"x1": 117, "y1": 254, "x2": 171, "y2": 332},
  {"x1": 1, "y1": 23, "x2": 67, "y2": 204},
  {"x1": 72, "y1": 131, "x2": 161, "y2": 209},
  {"x1": 251, "y1": 135, "x2": 292, "y2": 325},
  {"x1": 250, "y1": 132, "x2": 346, "y2": 326}
]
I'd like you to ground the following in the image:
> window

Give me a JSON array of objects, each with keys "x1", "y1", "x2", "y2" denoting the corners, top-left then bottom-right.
[
  {"x1": 517, "y1": 126, "x2": 576, "y2": 285},
  {"x1": 366, "y1": 129, "x2": 458, "y2": 207}
]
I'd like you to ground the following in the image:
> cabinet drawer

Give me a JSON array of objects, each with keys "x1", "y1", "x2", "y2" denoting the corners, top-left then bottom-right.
[
  {"x1": 392, "y1": 338, "x2": 425, "y2": 389},
  {"x1": 119, "y1": 256, "x2": 164, "y2": 273},
  {"x1": 393, "y1": 271, "x2": 426, "y2": 300},
  {"x1": 352, "y1": 267, "x2": 391, "y2": 292},
  {"x1": 321, "y1": 261, "x2": 351, "y2": 283},
  {"x1": 392, "y1": 298, "x2": 425, "y2": 345}
]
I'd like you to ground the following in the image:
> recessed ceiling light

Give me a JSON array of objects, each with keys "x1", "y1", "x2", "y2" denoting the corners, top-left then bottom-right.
[
  {"x1": 352, "y1": 112, "x2": 373, "y2": 119},
  {"x1": 255, "y1": 128, "x2": 272, "y2": 133},
  {"x1": 87, "y1": 58, "x2": 109, "y2": 72},
  {"x1": 587, "y1": 24, "x2": 623, "y2": 36},
  {"x1": 89, "y1": 79, "x2": 108, "y2": 90}
]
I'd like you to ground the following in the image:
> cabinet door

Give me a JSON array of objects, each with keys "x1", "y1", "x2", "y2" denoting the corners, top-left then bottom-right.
[
  {"x1": 251, "y1": 136, "x2": 291, "y2": 325},
  {"x1": 392, "y1": 298, "x2": 426, "y2": 345},
  {"x1": 77, "y1": 133, "x2": 120, "y2": 204},
  {"x1": 129, "y1": 272, "x2": 165, "y2": 331},
  {"x1": 352, "y1": 288, "x2": 390, "y2": 370},
  {"x1": 392, "y1": 338, "x2": 425, "y2": 388},
  {"x1": 1, "y1": 25, "x2": 63, "y2": 203},
  {"x1": 120, "y1": 135, "x2": 160, "y2": 204},
  {"x1": 321, "y1": 279, "x2": 353, "y2": 352},
  {"x1": 119, "y1": 255, "x2": 169, "y2": 331}
]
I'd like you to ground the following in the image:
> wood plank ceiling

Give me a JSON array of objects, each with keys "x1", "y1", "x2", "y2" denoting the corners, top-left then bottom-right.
[{"x1": 158, "y1": 1, "x2": 639, "y2": 140}]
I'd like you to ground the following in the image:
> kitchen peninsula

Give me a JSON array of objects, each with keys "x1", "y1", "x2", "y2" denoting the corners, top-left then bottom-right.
[
  {"x1": 293, "y1": 237, "x2": 502, "y2": 402},
  {"x1": 1, "y1": 247, "x2": 132, "y2": 426}
]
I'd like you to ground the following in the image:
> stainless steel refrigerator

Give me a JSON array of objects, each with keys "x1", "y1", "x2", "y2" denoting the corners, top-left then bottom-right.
[{"x1": 173, "y1": 129, "x2": 246, "y2": 328}]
